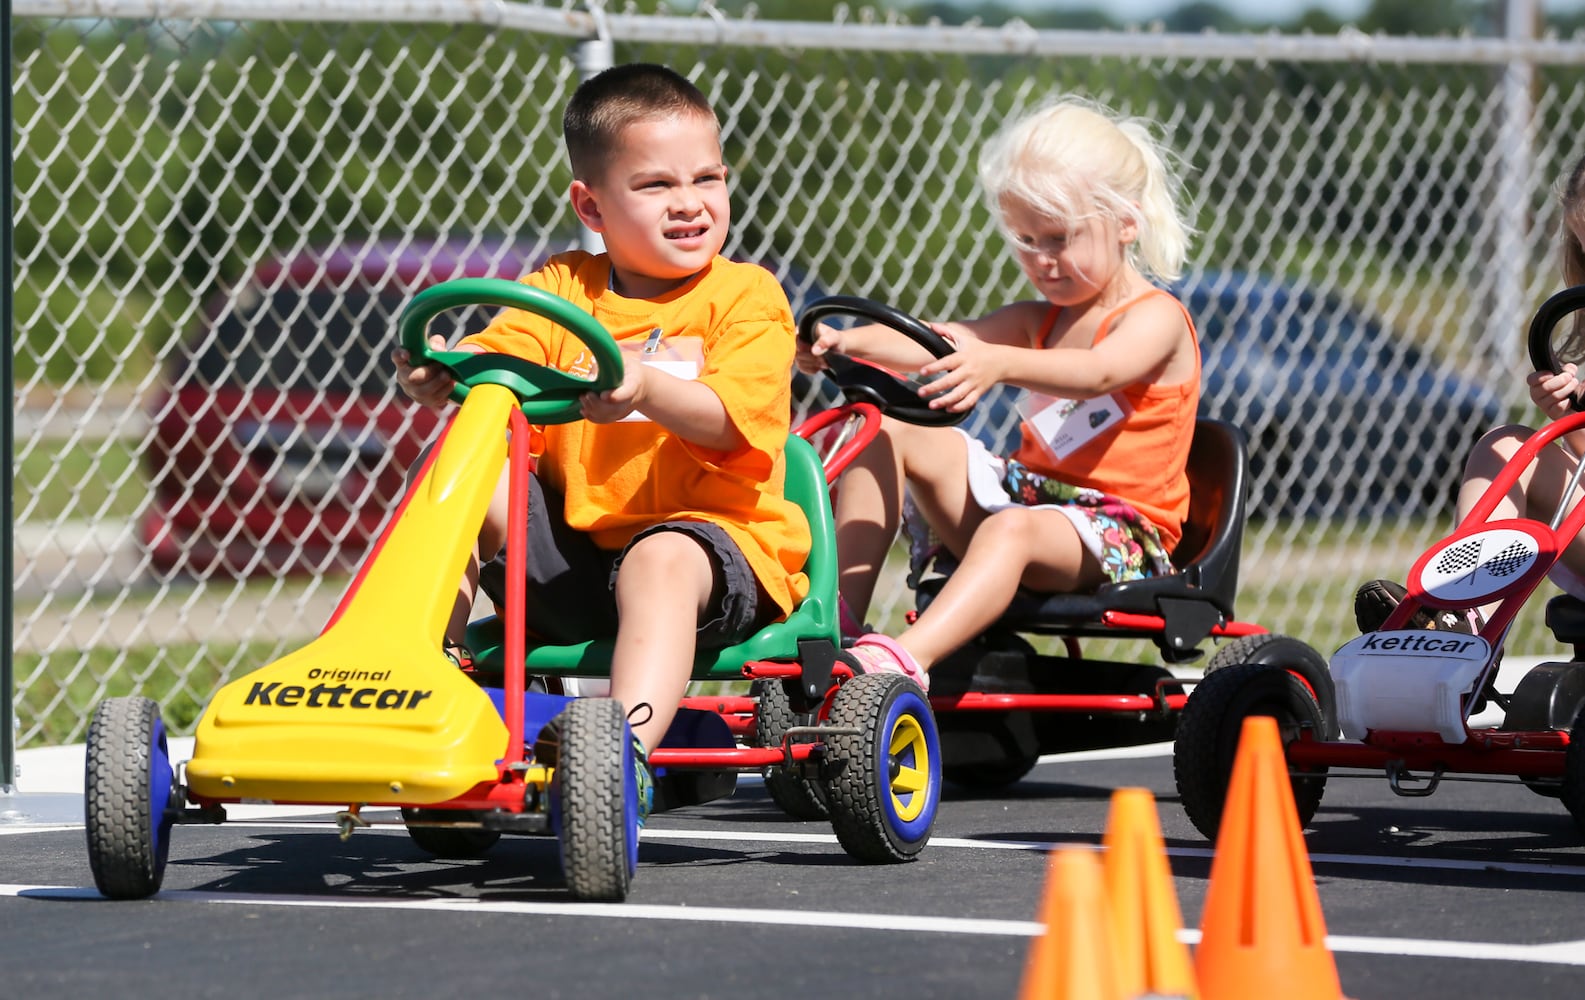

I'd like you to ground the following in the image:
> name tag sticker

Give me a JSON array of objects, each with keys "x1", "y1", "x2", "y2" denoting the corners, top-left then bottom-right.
[
  {"x1": 620, "y1": 335, "x2": 704, "y2": 422},
  {"x1": 1024, "y1": 392, "x2": 1130, "y2": 459}
]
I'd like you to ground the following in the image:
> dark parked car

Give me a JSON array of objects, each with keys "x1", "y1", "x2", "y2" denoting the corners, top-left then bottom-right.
[
  {"x1": 1176, "y1": 270, "x2": 1506, "y2": 519},
  {"x1": 143, "y1": 239, "x2": 822, "y2": 579}
]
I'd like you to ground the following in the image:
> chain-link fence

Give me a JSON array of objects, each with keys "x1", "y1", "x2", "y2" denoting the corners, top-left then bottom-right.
[{"x1": 10, "y1": 0, "x2": 1585, "y2": 747}]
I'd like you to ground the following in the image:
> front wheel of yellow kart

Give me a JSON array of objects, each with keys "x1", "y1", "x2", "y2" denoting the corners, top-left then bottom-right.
[{"x1": 822, "y1": 672, "x2": 941, "y2": 862}]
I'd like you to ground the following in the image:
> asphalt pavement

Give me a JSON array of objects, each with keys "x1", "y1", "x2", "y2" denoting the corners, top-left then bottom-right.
[{"x1": 5, "y1": 698, "x2": 1585, "y2": 1000}]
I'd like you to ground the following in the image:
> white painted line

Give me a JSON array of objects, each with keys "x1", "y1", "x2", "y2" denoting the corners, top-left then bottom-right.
[
  {"x1": 5, "y1": 882, "x2": 1584, "y2": 966},
  {"x1": 0, "y1": 884, "x2": 1039, "y2": 937}
]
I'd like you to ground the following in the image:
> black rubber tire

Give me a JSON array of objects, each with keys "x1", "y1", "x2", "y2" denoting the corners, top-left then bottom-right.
[
  {"x1": 823, "y1": 673, "x2": 941, "y2": 863},
  {"x1": 85, "y1": 696, "x2": 174, "y2": 900},
  {"x1": 1204, "y1": 632, "x2": 1339, "y2": 738},
  {"x1": 1173, "y1": 660, "x2": 1330, "y2": 842},
  {"x1": 557, "y1": 698, "x2": 636, "y2": 901},
  {"x1": 400, "y1": 809, "x2": 502, "y2": 857},
  {"x1": 1562, "y1": 705, "x2": 1585, "y2": 837},
  {"x1": 751, "y1": 678, "x2": 831, "y2": 820}
]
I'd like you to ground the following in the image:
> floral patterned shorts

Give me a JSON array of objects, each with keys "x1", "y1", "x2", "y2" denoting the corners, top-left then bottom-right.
[{"x1": 904, "y1": 431, "x2": 1176, "y2": 588}]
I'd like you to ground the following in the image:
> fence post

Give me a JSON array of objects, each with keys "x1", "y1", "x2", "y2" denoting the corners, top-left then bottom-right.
[
  {"x1": 2, "y1": 0, "x2": 15, "y2": 794},
  {"x1": 573, "y1": 16, "x2": 613, "y2": 256},
  {"x1": 1494, "y1": 0, "x2": 1537, "y2": 372}
]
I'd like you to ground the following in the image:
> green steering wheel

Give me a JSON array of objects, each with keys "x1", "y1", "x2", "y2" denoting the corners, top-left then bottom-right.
[{"x1": 398, "y1": 277, "x2": 624, "y2": 424}]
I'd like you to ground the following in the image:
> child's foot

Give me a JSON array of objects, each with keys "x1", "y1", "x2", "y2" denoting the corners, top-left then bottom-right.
[
  {"x1": 442, "y1": 637, "x2": 474, "y2": 669},
  {"x1": 630, "y1": 734, "x2": 654, "y2": 828},
  {"x1": 846, "y1": 634, "x2": 929, "y2": 692},
  {"x1": 1353, "y1": 579, "x2": 1482, "y2": 634}
]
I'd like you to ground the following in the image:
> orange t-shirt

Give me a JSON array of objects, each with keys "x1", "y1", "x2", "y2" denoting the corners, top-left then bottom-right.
[
  {"x1": 1008, "y1": 289, "x2": 1200, "y2": 550},
  {"x1": 460, "y1": 251, "x2": 811, "y2": 615}
]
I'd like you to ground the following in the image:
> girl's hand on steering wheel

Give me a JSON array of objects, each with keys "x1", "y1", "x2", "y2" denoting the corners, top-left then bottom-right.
[
  {"x1": 1528, "y1": 364, "x2": 1581, "y2": 422},
  {"x1": 916, "y1": 326, "x2": 1001, "y2": 413},
  {"x1": 393, "y1": 335, "x2": 482, "y2": 409},
  {"x1": 795, "y1": 321, "x2": 843, "y2": 374}
]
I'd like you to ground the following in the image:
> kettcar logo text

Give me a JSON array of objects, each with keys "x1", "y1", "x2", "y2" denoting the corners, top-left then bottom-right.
[
  {"x1": 244, "y1": 668, "x2": 433, "y2": 710},
  {"x1": 1355, "y1": 633, "x2": 1480, "y2": 654}
]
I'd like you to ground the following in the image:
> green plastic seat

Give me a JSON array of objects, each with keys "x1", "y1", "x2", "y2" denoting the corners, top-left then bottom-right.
[{"x1": 467, "y1": 433, "x2": 839, "y2": 681}]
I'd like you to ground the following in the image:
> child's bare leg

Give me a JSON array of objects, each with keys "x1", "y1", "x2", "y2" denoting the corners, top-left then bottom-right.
[
  {"x1": 1457, "y1": 424, "x2": 1534, "y2": 522},
  {"x1": 885, "y1": 423, "x2": 983, "y2": 558},
  {"x1": 899, "y1": 507, "x2": 1100, "y2": 669},
  {"x1": 832, "y1": 421, "x2": 906, "y2": 620},
  {"x1": 608, "y1": 530, "x2": 714, "y2": 751}
]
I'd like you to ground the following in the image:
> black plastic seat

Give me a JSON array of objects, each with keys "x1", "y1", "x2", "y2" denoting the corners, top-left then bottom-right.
[{"x1": 917, "y1": 417, "x2": 1248, "y2": 661}]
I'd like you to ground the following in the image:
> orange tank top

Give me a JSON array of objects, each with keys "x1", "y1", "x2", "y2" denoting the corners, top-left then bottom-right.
[{"x1": 1008, "y1": 288, "x2": 1200, "y2": 550}]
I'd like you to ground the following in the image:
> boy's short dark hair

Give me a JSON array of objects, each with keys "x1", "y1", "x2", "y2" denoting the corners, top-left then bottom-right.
[{"x1": 563, "y1": 63, "x2": 719, "y2": 182}]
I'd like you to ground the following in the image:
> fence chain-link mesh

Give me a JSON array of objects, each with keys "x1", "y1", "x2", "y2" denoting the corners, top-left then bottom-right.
[{"x1": 10, "y1": 1, "x2": 1585, "y2": 745}]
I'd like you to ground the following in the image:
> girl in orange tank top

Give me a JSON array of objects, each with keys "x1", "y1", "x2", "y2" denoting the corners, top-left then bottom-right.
[{"x1": 794, "y1": 95, "x2": 1200, "y2": 688}]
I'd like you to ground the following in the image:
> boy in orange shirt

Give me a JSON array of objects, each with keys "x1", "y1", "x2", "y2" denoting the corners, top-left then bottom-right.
[{"x1": 393, "y1": 63, "x2": 810, "y2": 821}]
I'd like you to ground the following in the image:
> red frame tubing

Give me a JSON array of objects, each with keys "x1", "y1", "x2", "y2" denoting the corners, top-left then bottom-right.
[
  {"x1": 929, "y1": 692, "x2": 1188, "y2": 713},
  {"x1": 499, "y1": 406, "x2": 533, "y2": 774},
  {"x1": 1286, "y1": 729, "x2": 1571, "y2": 777},
  {"x1": 1384, "y1": 410, "x2": 1585, "y2": 634},
  {"x1": 1100, "y1": 611, "x2": 1267, "y2": 638},
  {"x1": 794, "y1": 402, "x2": 883, "y2": 484}
]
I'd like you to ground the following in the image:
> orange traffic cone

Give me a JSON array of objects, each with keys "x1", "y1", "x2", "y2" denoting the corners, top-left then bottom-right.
[
  {"x1": 1019, "y1": 848, "x2": 1126, "y2": 1000},
  {"x1": 1102, "y1": 788, "x2": 1198, "y2": 999},
  {"x1": 1194, "y1": 715, "x2": 1344, "y2": 1000}
]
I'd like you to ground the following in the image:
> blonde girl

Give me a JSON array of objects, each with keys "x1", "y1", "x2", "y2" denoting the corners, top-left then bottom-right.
[{"x1": 797, "y1": 95, "x2": 1200, "y2": 687}]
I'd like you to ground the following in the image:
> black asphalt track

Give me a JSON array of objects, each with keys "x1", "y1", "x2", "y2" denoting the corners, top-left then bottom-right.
[{"x1": 4, "y1": 743, "x2": 1585, "y2": 999}]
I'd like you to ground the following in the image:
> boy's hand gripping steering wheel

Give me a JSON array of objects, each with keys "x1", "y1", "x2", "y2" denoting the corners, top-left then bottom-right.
[
  {"x1": 399, "y1": 278, "x2": 624, "y2": 424},
  {"x1": 1528, "y1": 284, "x2": 1585, "y2": 414},
  {"x1": 798, "y1": 295, "x2": 967, "y2": 427}
]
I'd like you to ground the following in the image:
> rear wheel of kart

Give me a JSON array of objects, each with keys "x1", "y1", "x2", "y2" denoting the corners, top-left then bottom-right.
[
  {"x1": 823, "y1": 673, "x2": 941, "y2": 863},
  {"x1": 400, "y1": 809, "x2": 502, "y2": 857},
  {"x1": 552, "y1": 698, "x2": 638, "y2": 901},
  {"x1": 1173, "y1": 661, "x2": 1329, "y2": 842},
  {"x1": 1561, "y1": 706, "x2": 1585, "y2": 837},
  {"x1": 85, "y1": 696, "x2": 177, "y2": 900},
  {"x1": 1204, "y1": 633, "x2": 1339, "y2": 738},
  {"x1": 752, "y1": 678, "x2": 830, "y2": 820}
]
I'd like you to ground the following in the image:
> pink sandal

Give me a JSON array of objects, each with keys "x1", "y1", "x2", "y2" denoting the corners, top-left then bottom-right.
[{"x1": 847, "y1": 634, "x2": 929, "y2": 692}]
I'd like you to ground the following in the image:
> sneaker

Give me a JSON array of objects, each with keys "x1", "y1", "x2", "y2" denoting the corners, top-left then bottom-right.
[
  {"x1": 846, "y1": 633, "x2": 930, "y2": 692},
  {"x1": 1353, "y1": 579, "x2": 1482, "y2": 634},
  {"x1": 532, "y1": 714, "x2": 562, "y2": 768},
  {"x1": 630, "y1": 735, "x2": 654, "y2": 828},
  {"x1": 442, "y1": 637, "x2": 474, "y2": 670}
]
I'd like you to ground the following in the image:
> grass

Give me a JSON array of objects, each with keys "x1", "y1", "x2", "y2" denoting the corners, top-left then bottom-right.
[
  {"x1": 16, "y1": 435, "x2": 147, "y2": 521},
  {"x1": 14, "y1": 510, "x2": 1571, "y2": 748},
  {"x1": 14, "y1": 641, "x2": 256, "y2": 748}
]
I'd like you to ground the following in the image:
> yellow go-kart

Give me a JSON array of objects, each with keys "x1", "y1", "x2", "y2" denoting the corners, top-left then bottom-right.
[{"x1": 83, "y1": 279, "x2": 941, "y2": 903}]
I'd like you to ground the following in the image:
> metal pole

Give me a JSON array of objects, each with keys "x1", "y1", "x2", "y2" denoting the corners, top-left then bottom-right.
[
  {"x1": 2, "y1": 0, "x2": 15, "y2": 794},
  {"x1": 1493, "y1": 0, "x2": 1536, "y2": 374},
  {"x1": 573, "y1": 8, "x2": 613, "y2": 256}
]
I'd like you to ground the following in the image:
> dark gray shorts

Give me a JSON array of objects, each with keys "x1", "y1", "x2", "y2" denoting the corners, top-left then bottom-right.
[{"x1": 477, "y1": 472, "x2": 775, "y2": 649}]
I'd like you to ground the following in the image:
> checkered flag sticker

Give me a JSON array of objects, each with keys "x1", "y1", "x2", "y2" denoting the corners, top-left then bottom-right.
[
  {"x1": 1481, "y1": 540, "x2": 1532, "y2": 578},
  {"x1": 1433, "y1": 540, "x2": 1482, "y2": 576}
]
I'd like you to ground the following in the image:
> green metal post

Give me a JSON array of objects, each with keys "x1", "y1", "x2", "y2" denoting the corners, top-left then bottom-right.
[{"x1": 3, "y1": 0, "x2": 15, "y2": 793}]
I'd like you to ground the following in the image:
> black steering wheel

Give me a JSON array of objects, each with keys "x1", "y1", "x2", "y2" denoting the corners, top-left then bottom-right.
[
  {"x1": 399, "y1": 278, "x2": 623, "y2": 424},
  {"x1": 797, "y1": 295, "x2": 966, "y2": 427},
  {"x1": 1527, "y1": 284, "x2": 1585, "y2": 414}
]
